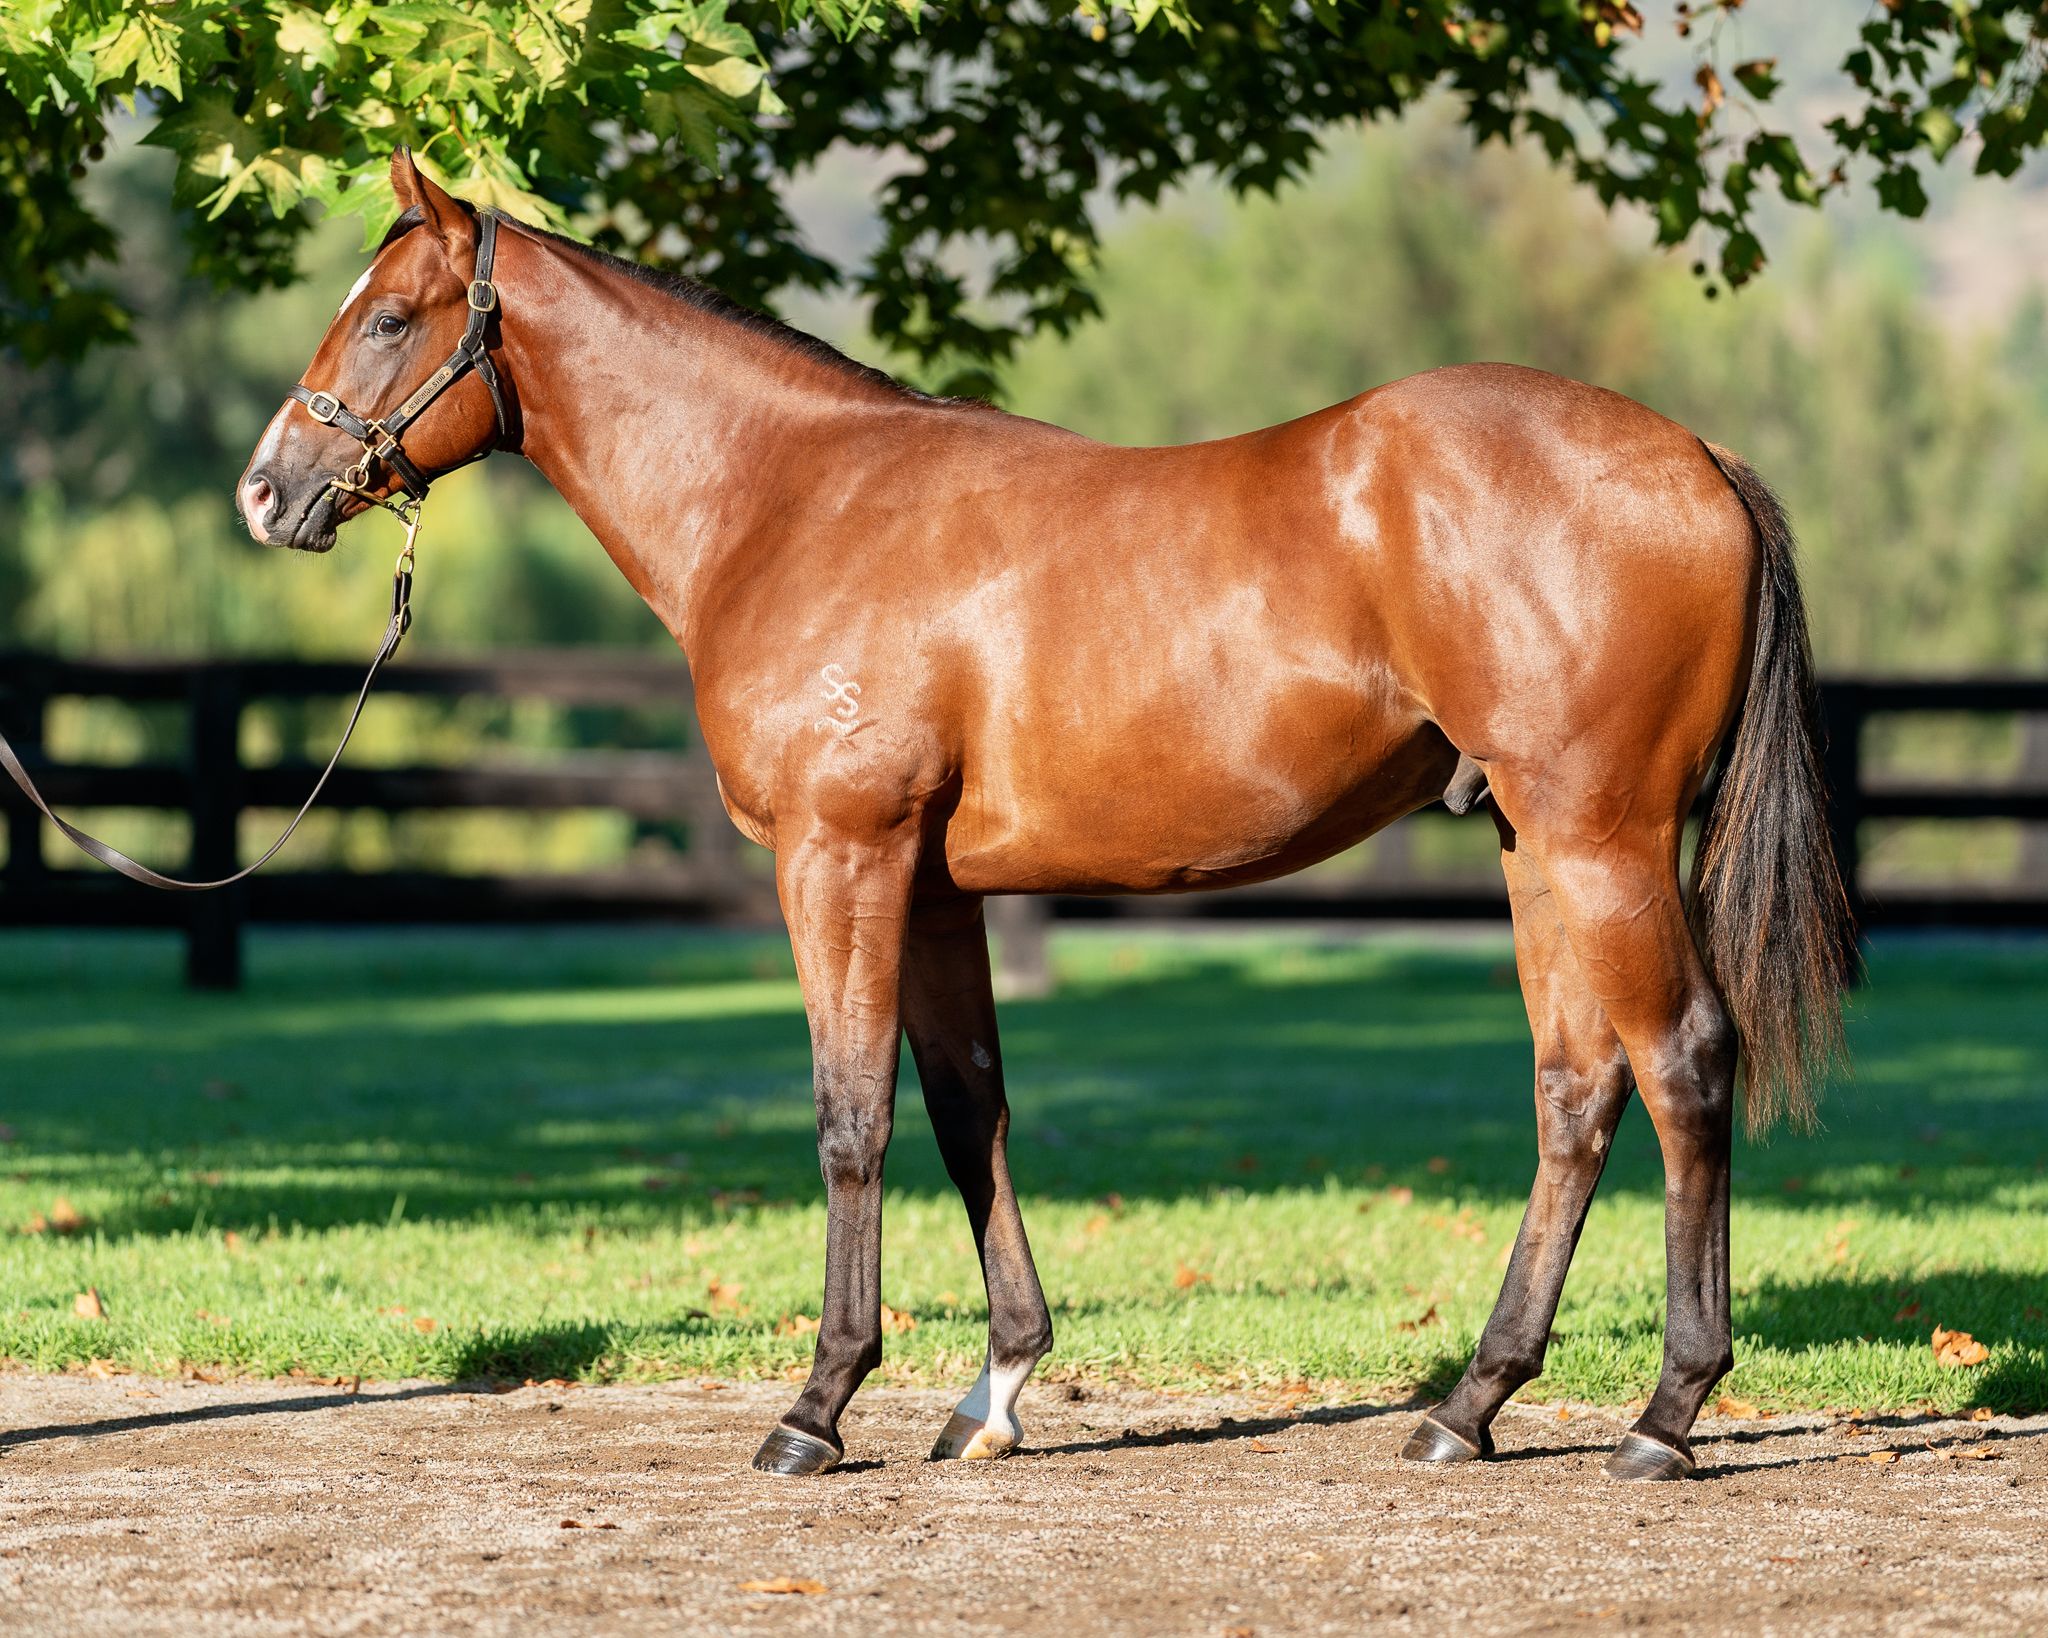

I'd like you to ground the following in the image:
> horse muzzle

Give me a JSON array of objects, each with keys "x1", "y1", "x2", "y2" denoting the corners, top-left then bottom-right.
[{"x1": 238, "y1": 467, "x2": 344, "y2": 553}]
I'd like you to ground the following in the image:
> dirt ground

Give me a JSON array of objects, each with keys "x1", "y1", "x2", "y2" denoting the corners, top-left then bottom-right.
[{"x1": 1, "y1": 1373, "x2": 2042, "y2": 1636}]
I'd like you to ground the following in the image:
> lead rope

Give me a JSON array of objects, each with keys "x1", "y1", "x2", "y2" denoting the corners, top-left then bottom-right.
[{"x1": 0, "y1": 497, "x2": 423, "y2": 892}]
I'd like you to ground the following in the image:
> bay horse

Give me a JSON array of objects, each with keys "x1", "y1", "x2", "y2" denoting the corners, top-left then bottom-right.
[{"x1": 238, "y1": 152, "x2": 1852, "y2": 1482}]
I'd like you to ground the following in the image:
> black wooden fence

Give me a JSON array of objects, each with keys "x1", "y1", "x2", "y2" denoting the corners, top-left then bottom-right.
[{"x1": 4, "y1": 649, "x2": 2046, "y2": 988}]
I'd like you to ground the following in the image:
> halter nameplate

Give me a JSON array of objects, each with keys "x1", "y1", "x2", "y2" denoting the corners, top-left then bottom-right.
[{"x1": 397, "y1": 364, "x2": 457, "y2": 423}]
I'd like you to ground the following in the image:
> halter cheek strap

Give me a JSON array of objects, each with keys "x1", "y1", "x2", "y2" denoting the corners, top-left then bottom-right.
[{"x1": 287, "y1": 208, "x2": 511, "y2": 502}]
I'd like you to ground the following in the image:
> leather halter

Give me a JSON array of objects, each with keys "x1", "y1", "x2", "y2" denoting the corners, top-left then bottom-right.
[
  {"x1": 0, "y1": 214, "x2": 511, "y2": 890},
  {"x1": 287, "y1": 208, "x2": 511, "y2": 502}
]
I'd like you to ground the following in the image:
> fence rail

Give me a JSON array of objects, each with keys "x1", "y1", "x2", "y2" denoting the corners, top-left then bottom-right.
[{"x1": 5, "y1": 649, "x2": 2047, "y2": 988}]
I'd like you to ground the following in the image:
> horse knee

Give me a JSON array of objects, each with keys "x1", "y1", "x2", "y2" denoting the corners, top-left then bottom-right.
[{"x1": 816, "y1": 1107, "x2": 892, "y2": 1189}]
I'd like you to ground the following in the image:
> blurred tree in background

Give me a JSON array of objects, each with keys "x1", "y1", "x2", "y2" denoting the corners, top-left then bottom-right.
[
  {"x1": 6, "y1": 2, "x2": 2047, "y2": 383},
  {"x1": 4, "y1": 7, "x2": 2045, "y2": 881}
]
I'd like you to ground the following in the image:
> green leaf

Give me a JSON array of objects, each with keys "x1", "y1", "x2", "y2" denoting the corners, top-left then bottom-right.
[{"x1": 1915, "y1": 107, "x2": 1962, "y2": 161}]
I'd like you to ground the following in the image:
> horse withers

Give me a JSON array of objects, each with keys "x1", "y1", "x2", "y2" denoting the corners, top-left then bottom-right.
[{"x1": 238, "y1": 151, "x2": 1852, "y2": 1482}]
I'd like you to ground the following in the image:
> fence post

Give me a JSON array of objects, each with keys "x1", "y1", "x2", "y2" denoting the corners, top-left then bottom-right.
[
  {"x1": 1, "y1": 662, "x2": 48, "y2": 893},
  {"x1": 186, "y1": 667, "x2": 245, "y2": 990},
  {"x1": 1819, "y1": 682, "x2": 1865, "y2": 934},
  {"x1": 988, "y1": 895, "x2": 1052, "y2": 999}
]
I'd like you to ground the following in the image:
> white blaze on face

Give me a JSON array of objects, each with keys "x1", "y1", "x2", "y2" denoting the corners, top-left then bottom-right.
[{"x1": 337, "y1": 262, "x2": 376, "y2": 318}]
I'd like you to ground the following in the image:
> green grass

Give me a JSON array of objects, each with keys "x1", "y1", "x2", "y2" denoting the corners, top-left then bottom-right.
[{"x1": 2, "y1": 927, "x2": 2044, "y2": 1413}]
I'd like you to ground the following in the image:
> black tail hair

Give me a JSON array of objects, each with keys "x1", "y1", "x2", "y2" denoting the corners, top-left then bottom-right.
[{"x1": 1691, "y1": 443, "x2": 1858, "y2": 1135}]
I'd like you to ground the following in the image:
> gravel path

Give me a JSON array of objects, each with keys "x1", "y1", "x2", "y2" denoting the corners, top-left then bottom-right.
[{"x1": 2, "y1": 1373, "x2": 2042, "y2": 1635}]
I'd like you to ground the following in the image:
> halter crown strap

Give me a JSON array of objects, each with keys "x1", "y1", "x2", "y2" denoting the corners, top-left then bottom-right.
[{"x1": 286, "y1": 209, "x2": 509, "y2": 501}]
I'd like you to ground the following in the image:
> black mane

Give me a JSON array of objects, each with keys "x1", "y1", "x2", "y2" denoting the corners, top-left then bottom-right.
[{"x1": 376, "y1": 204, "x2": 934, "y2": 402}]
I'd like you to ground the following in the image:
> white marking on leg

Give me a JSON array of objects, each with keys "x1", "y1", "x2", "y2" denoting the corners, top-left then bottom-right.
[
  {"x1": 970, "y1": 1041, "x2": 992, "y2": 1070},
  {"x1": 933, "y1": 1352, "x2": 1035, "y2": 1460}
]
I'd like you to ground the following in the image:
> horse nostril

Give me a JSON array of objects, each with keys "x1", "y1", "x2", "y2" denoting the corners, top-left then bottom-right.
[{"x1": 240, "y1": 473, "x2": 278, "y2": 530}]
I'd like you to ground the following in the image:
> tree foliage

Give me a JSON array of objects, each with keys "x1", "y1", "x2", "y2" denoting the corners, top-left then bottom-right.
[{"x1": 4, "y1": 1, "x2": 2046, "y2": 384}]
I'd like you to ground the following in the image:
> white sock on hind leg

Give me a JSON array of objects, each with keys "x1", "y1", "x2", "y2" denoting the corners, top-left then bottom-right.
[{"x1": 933, "y1": 1354, "x2": 1034, "y2": 1459}]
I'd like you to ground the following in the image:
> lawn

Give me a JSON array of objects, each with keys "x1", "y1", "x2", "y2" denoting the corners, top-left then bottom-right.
[{"x1": 1, "y1": 927, "x2": 2042, "y2": 1414}]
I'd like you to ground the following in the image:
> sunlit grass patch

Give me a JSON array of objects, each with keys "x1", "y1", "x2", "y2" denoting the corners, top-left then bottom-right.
[{"x1": 1, "y1": 927, "x2": 2042, "y2": 1412}]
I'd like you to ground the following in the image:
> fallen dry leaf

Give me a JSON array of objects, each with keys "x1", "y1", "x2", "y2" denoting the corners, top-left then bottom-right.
[
  {"x1": 560, "y1": 1519, "x2": 583, "y2": 1529},
  {"x1": 738, "y1": 1577, "x2": 826, "y2": 1596},
  {"x1": 73, "y1": 1287, "x2": 105, "y2": 1320},
  {"x1": 1841, "y1": 1449, "x2": 1900, "y2": 1466},
  {"x1": 1932, "y1": 1326, "x2": 1990, "y2": 1369},
  {"x1": 1426, "y1": 1156, "x2": 1452, "y2": 1175},
  {"x1": 705, "y1": 1277, "x2": 747, "y2": 1314},
  {"x1": 1396, "y1": 1304, "x2": 1440, "y2": 1334},
  {"x1": 23, "y1": 1196, "x2": 90, "y2": 1237},
  {"x1": 1174, "y1": 1264, "x2": 1212, "y2": 1290},
  {"x1": 412, "y1": 1317, "x2": 437, "y2": 1334},
  {"x1": 1968, "y1": 1407, "x2": 1994, "y2": 1422},
  {"x1": 774, "y1": 1313, "x2": 821, "y2": 1338},
  {"x1": 1716, "y1": 1394, "x2": 1760, "y2": 1419},
  {"x1": 222, "y1": 1231, "x2": 245, "y2": 1254},
  {"x1": 1247, "y1": 1439, "x2": 1282, "y2": 1454},
  {"x1": 1942, "y1": 1445, "x2": 1998, "y2": 1462},
  {"x1": 1384, "y1": 1186, "x2": 1414, "y2": 1207},
  {"x1": 879, "y1": 1304, "x2": 916, "y2": 1334}
]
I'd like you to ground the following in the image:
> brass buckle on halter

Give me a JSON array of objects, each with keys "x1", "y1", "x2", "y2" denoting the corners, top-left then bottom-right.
[
  {"x1": 467, "y1": 279, "x2": 498, "y2": 313},
  {"x1": 305, "y1": 391, "x2": 342, "y2": 424}
]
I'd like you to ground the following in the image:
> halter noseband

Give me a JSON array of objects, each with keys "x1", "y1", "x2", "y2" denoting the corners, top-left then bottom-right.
[{"x1": 287, "y1": 208, "x2": 511, "y2": 506}]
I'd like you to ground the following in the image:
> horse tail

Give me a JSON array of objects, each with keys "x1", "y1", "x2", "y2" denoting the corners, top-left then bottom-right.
[{"x1": 1690, "y1": 442, "x2": 1857, "y2": 1135}]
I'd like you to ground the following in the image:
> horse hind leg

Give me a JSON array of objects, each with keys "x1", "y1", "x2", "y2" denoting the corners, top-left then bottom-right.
[
  {"x1": 1403, "y1": 844, "x2": 1634, "y2": 1464},
  {"x1": 1521, "y1": 831, "x2": 1738, "y2": 1481},
  {"x1": 901, "y1": 894, "x2": 1054, "y2": 1462}
]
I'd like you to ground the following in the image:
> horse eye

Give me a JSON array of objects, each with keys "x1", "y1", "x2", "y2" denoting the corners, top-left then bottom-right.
[{"x1": 372, "y1": 312, "x2": 407, "y2": 338}]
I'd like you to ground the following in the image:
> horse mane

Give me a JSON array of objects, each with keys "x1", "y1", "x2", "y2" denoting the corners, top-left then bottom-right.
[{"x1": 377, "y1": 203, "x2": 946, "y2": 404}]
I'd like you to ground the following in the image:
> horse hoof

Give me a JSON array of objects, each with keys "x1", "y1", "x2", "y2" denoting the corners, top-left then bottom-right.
[
  {"x1": 1604, "y1": 1431, "x2": 1696, "y2": 1482},
  {"x1": 1399, "y1": 1415, "x2": 1488, "y2": 1464},
  {"x1": 751, "y1": 1425, "x2": 842, "y2": 1476},
  {"x1": 929, "y1": 1411, "x2": 1018, "y2": 1462}
]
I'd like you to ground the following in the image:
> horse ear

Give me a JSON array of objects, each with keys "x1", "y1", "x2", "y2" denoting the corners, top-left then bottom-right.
[{"x1": 387, "y1": 147, "x2": 473, "y2": 253}]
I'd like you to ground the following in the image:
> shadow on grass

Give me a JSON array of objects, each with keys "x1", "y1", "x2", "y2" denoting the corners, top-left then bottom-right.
[
  {"x1": 2, "y1": 928, "x2": 2045, "y2": 1235},
  {"x1": 1737, "y1": 1271, "x2": 2048, "y2": 1412}
]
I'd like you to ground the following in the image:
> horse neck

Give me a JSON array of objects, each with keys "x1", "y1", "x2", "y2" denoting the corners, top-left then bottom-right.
[{"x1": 491, "y1": 228, "x2": 898, "y2": 653}]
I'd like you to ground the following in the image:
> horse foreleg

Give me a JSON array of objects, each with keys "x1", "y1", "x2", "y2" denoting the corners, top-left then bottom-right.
[
  {"x1": 751, "y1": 825, "x2": 917, "y2": 1476},
  {"x1": 902, "y1": 894, "x2": 1053, "y2": 1461},
  {"x1": 1404, "y1": 846, "x2": 1633, "y2": 1464}
]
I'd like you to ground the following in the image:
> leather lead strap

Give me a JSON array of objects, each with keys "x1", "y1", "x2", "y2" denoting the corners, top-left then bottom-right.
[
  {"x1": 0, "y1": 569, "x2": 415, "y2": 892},
  {"x1": 0, "y1": 209, "x2": 507, "y2": 892}
]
